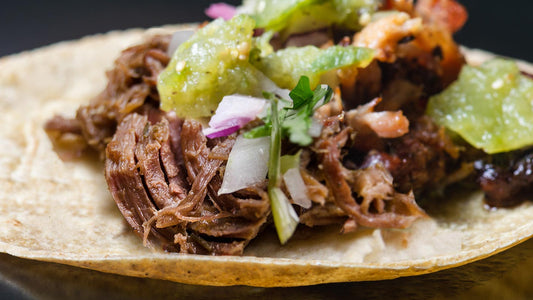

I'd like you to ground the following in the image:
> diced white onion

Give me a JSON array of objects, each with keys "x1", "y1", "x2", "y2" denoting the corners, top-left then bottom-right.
[
  {"x1": 283, "y1": 167, "x2": 311, "y2": 208},
  {"x1": 219, "y1": 135, "x2": 270, "y2": 195},
  {"x1": 308, "y1": 117, "x2": 323, "y2": 138},
  {"x1": 167, "y1": 29, "x2": 195, "y2": 56}
]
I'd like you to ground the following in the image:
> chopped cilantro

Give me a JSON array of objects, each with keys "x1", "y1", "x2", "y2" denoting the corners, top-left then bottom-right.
[
  {"x1": 245, "y1": 76, "x2": 333, "y2": 244},
  {"x1": 245, "y1": 76, "x2": 333, "y2": 146}
]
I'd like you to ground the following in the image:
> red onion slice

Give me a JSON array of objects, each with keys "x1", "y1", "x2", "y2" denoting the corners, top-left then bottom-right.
[
  {"x1": 205, "y1": 3, "x2": 237, "y2": 20},
  {"x1": 204, "y1": 125, "x2": 240, "y2": 139},
  {"x1": 203, "y1": 95, "x2": 267, "y2": 138}
]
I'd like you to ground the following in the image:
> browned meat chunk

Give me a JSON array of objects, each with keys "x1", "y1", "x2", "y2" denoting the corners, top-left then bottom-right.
[{"x1": 475, "y1": 151, "x2": 533, "y2": 207}]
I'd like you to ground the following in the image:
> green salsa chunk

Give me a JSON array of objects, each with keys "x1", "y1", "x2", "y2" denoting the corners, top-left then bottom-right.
[
  {"x1": 427, "y1": 59, "x2": 533, "y2": 154},
  {"x1": 243, "y1": 0, "x2": 317, "y2": 32},
  {"x1": 241, "y1": 0, "x2": 379, "y2": 34},
  {"x1": 158, "y1": 14, "x2": 374, "y2": 117},
  {"x1": 252, "y1": 45, "x2": 374, "y2": 89},
  {"x1": 158, "y1": 15, "x2": 262, "y2": 118}
]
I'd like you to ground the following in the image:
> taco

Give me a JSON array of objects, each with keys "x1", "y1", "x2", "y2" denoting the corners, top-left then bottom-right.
[{"x1": 0, "y1": 0, "x2": 532, "y2": 287}]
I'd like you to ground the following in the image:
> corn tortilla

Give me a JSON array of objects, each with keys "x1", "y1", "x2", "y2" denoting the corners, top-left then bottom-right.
[{"x1": 0, "y1": 26, "x2": 532, "y2": 287}]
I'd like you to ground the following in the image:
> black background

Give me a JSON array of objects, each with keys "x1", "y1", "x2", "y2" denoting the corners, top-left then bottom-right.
[
  {"x1": 0, "y1": 1, "x2": 532, "y2": 299},
  {"x1": 0, "y1": 1, "x2": 532, "y2": 61}
]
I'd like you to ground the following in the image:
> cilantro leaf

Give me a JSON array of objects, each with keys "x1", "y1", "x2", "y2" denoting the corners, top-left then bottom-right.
[
  {"x1": 289, "y1": 76, "x2": 314, "y2": 109},
  {"x1": 282, "y1": 109, "x2": 313, "y2": 146},
  {"x1": 311, "y1": 84, "x2": 333, "y2": 110},
  {"x1": 284, "y1": 76, "x2": 332, "y2": 146}
]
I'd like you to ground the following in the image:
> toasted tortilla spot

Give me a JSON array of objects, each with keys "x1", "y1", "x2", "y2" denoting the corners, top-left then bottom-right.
[{"x1": 0, "y1": 26, "x2": 532, "y2": 287}]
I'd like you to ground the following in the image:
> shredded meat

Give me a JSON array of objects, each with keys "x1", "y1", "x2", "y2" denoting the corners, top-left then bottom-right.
[
  {"x1": 179, "y1": 120, "x2": 270, "y2": 220},
  {"x1": 134, "y1": 114, "x2": 187, "y2": 209},
  {"x1": 44, "y1": 115, "x2": 88, "y2": 160},
  {"x1": 105, "y1": 113, "x2": 180, "y2": 252},
  {"x1": 150, "y1": 120, "x2": 268, "y2": 254},
  {"x1": 80, "y1": 35, "x2": 171, "y2": 155},
  {"x1": 106, "y1": 114, "x2": 268, "y2": 255},
  {"x1": 44, "y1": 34, "x2": 269, "y2": 255},
  {"x1": 313, "y1": 116, "x2": 427, "y2": 231},
  {"x1": 300, "y1": 169, "x2": 328, "y2": 206},
  {"x1": 475, "y1": 150, "x2": 533, "y2": 207},
  {"x1": 299, "y1": 202, "x2": 347, "y2": 227},
  {"x1": 359, "y1": 115, "x2": 461, "y2": 195},
  {"x1": 45, "y1": 35, "x2": 172, "y2": 159}
]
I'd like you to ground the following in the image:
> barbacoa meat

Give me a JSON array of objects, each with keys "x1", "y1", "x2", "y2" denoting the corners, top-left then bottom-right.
[
  {"x1": 45, "y1": 35, "x2": 171, "y2": 157},
  {"x1": 106, "y1": 112, "x2": 269, "y2": 255},
  {"x1": 475, "y1": 150, "x2": 533, "y2": 207},
  {"x1": 45, "y1": 0, "x2": 530, "y2": 255},
  {"x1": 78, "y1": 35, "x2": 170, "y2": 155}
]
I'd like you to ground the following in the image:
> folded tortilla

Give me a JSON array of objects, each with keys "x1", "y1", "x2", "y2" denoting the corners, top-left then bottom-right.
[{"x1": 0, "y1": 26, "x2": 532, "y2": 287}]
